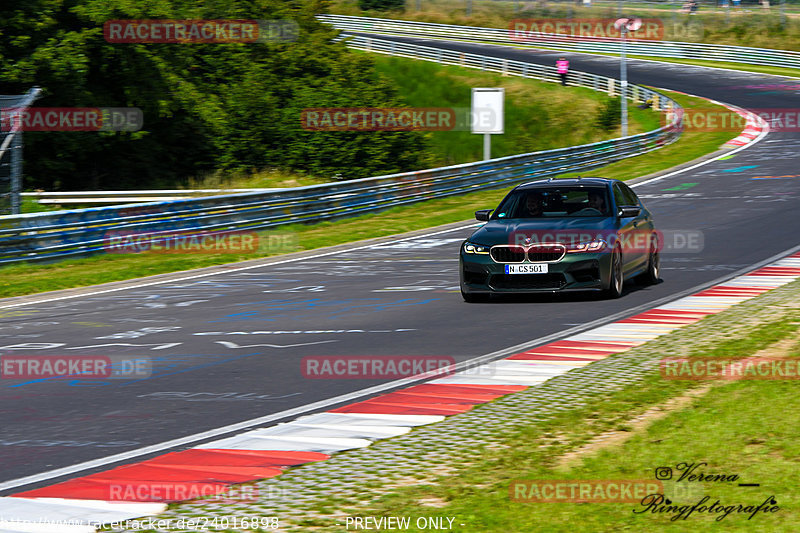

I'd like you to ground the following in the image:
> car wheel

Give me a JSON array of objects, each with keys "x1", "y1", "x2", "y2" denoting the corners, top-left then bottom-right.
[
  {"x1": 639, "y1": 234, "x2": 660, "y2": 285},
  {"x1": 604, "y1": 246, "x2": 623, "y2": 299},
  {"x1": 461, "y1": 289, "x2": 490, "y2": 303}
]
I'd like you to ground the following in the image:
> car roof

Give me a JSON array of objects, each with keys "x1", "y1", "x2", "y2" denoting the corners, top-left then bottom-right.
[{"x1": 514, "y1": 177, "x2": 614, "y2": 191}]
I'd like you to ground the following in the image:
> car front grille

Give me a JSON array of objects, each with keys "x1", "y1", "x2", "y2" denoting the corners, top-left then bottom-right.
[
  {"x1": 490, "y1": 244, "x2": 566, "y2": 263},
  {"x1": 489, "y1": 274, "x2": 567, "y2": 290},
  {"x1": 490, "y1": 246, "x2": 526, "y2": 263},
  {"x1": 526, "y1": 244, "x2": 566, "y2": 262}
]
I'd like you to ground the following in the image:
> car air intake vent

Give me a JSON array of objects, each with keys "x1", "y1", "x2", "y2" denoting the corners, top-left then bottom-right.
[
  {"x1": 489, "y1": 274, "x2": 567, "y2": 290},
  {"x1": 490, "y1": 246, "x2": 526, "y2": 263}
]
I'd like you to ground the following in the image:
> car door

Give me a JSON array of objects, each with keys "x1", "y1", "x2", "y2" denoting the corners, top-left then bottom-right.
[
  {"x1": 622, "y1": 182, "x2": 654, "y2": 270},
  {"x1": 613, "y1": 183, "x2": 646, "y2": 275}
]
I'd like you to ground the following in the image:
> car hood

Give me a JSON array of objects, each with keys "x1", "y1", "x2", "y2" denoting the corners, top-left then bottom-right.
[{"x1": 468, "y1": 217, "x2": 619, "y2": 246}]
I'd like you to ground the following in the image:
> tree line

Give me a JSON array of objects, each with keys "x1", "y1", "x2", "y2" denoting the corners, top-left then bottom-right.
[{"x1": 0, "y1": 0, "x2": 426, "y2": 190}]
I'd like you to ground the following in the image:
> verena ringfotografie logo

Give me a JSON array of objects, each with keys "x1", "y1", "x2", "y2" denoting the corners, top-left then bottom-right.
[
  {"x1": 510, "y1": 18, "x2": 665, "y2": 40},
  {"x1": 1, "y1": 108, "x2": 142, "y2": 132},
  {"x1": 302, "y1": 356, "x2": 456, "y2": 379},
  {"x1": 104, "y1": 20, "x2": 298, "y2": 43},
  {"x1": 661, "y1": 357, "x2": 800, "y2": 380},
  {"x1": 510, "y1": 479, "x2": 663, "y2": 503},
  {"x1": 104, "y1": 230, "x2": 261, "y2": 254},
  {"x1": 1, "y1": 355, "x2": 152, "y2": 380}
]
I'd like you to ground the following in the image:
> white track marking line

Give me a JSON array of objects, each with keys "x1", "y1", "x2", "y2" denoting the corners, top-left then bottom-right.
[
  {"x1": 634, "y1": 98, "x2": 770, "y2": 188},
  {"x1": 2, "y1": 244, "x2": 799, "y2": 493},
  {"x1": 0, "y1": 224, "x2": 480, "y2": 310}
]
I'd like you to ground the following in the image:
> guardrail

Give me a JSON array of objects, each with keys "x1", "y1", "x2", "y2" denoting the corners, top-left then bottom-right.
[
  {"x1": 0, "y1": 36, "x2": 680, "y2": 266},
  {"x1": 318, "y1": 14, "x2": 800, "y2": 70},
  {"x1": 22, "y1": 189, "x2": 279, "y2": 206}
]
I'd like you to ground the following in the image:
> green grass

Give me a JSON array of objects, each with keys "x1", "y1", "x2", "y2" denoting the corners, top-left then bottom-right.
[
  {"x1": 630, "y1": 56, "x2": 800, "y2": 79},
  {"x1": 20, "y1": 171, "x2": 334, "y2": 213},
  {"x1": 0, "y1": 88, "x2": 737, "y2": 299},
  {"x1": 334, "y1": 300, "x2": 800, "y2": 531},
  {"x1": 183, "y1": 168, "x2": 334, "y2": 190},
  {"x1": 19, "y1": 197, "x2": 62, "y2": 214},
  {"x1": 369, "y1": 54, "x2": 660, "y2": 166},
  {"x1": 560, "y1": 89, "x2": 737, "y2": 181}
]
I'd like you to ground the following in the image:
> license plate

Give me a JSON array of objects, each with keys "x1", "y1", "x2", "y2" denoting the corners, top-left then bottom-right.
[{"x1": 505, "y1": 263, "x2": 548, "y2": 274}]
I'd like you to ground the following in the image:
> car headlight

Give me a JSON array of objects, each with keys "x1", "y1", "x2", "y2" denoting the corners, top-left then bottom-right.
[
  {"x1": 463, "y1": 242, "x2": 490, "y2": 254},
  {"x1": 566, "y1": 240, "x2": 607, "y2": 253}
]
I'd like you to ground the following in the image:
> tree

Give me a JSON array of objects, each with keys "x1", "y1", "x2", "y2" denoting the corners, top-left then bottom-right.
[{"x1": 0, "y1": 0, "x2": 428, "y2": 189}]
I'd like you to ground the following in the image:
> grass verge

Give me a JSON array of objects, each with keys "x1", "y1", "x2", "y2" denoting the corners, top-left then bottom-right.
[
  {"x1": 0, "y1": 88, "x2": 737, "y2": 299},
  {"x1": 330, "y1": 0, "x2": 800, "y2": 51},
  {"x1": 315, "y1": 279, "x2": 800, "y2": 532},
  {"x1": 368, "y1": 53, "x2": 660, "y2": 166},
  {"x1": 553, "y1": 50, "x2": 800, "y2": 79}
]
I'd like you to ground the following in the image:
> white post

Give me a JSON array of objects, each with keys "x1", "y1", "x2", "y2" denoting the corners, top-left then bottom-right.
[
  {"x1": 10, "y1": 130, "x2": 22, "y2": 215},
  {"x1": 483, "y1": 133, "x2": 491, "y2": 160}
]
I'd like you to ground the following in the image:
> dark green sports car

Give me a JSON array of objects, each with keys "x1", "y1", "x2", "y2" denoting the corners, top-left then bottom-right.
[{"x1": 460, "y1": 177, "x2": 661, "y2": 302}]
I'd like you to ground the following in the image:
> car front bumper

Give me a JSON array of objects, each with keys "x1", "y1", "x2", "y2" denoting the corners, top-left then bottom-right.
[{"x1": 460, "y1": 250, "x2": 614, "y2": 294}]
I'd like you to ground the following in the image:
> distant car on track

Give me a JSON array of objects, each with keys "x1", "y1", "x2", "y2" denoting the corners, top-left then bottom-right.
[{"x1": 459, "y1": 177, "x2": 660, "y2": 302}]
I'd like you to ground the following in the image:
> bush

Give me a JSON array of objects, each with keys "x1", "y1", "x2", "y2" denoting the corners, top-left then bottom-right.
[
  {"x1": 596, "y1": 97, "x2": 621, "y2": 132},
  {"x1": 359, "y1": 0, "x2": 405, "y2": 11}
]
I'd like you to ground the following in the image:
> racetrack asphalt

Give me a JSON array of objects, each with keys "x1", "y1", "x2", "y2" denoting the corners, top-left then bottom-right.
[{"x1": 1, "y1": 37, "x2": 799, "y2": 494}]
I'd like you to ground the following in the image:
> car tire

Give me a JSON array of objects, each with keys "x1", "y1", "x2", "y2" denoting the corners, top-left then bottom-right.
[
  {"x1": 604, "y1": 246, "x2": 624, "y2": 299},
  {"x1": 461, "y1": 289, "x2": 490, "y2": 303},
  {"x1": 639, "y1": 234, "x2": 661, "y2": 285}
]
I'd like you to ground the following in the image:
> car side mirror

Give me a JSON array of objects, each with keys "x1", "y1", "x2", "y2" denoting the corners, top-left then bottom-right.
[
  {"x1": 475, "y1": 209, "x2": 493, "y2": 221},
  {"x1": 618, "y1": 206, "x2": 641, "y2": 218}
]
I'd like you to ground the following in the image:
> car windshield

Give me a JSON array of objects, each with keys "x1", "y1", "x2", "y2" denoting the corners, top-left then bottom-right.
[{"x1": 491, "y1": 187, "x2": 610, "y2": 219}]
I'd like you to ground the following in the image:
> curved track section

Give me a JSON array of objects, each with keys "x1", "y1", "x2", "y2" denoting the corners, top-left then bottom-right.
[{"x1": 1, "y1": 31, "x2": 799, "y2": 524}]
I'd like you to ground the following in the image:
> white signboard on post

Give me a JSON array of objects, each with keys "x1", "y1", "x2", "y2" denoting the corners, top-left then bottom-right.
[
  {"x1": 471, "y1": 88, "x2": 504, "y2": 160},
  {"x1": 471, "y1": 88, "x2": 504, "y2": 134}
]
